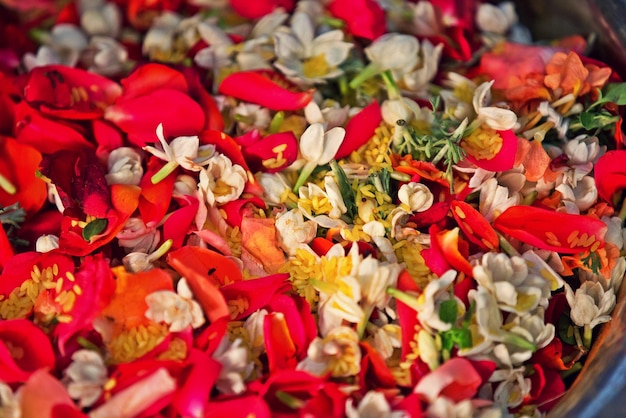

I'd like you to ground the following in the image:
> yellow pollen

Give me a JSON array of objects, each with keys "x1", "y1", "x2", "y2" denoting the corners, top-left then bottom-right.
[
  {"x1": 454, "y1": 206, "x2": 466, "y2": 219},
  {"x1": 545, "y1": 231, "x2": 562, "y2": 247},
  {"x1": 302, "y1": 54, "x2": 330, "y2": 79},
  {"x1": 461, "y1": 126, "x2": 503, "y2": 160},
  {"x1": 66, "y1": 271, "x2": 76, "y2": 282}
]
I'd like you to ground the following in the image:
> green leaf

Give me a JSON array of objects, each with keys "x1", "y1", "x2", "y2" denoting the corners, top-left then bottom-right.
[
  {"x1": 439, "y1": 299, "x2": 458, "y2": 324},
  {"x1": 330, "y1": 160, "x2": 357, "y2": 218},
  {"x1": 440, "y1": 328, "x2": 473, "y2": 351},
  {"x1": 603, "y1": 82, "x2": 626, "y2": 105},
  {"x1": 579, "y1": 111, "x2": 595, "y2": 130},
  {"x1": 558, "y1": 314, "x2": 576, "y2": 345},
  {"x1": 82, "y1": 218, "x2": 108, "y2": 241}
]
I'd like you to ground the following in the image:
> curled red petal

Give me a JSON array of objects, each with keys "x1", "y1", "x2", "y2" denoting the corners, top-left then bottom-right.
[
  {"x1": 414, "y1": 357, "x2": 483, "y2": 403},
  {"x1": 220, "y1": 273, "x2": 291, "y2": 320},
  {"x1": 242, "y1": 131, "x2": 299, "y2": 173},
  {"x1": 163, "y1": 195, "x2": 199, "y2": 249},
  {"x1": 14, "y1": 102, "x2": 95, "y2": 154},
  {"x1": 22, "y1": 65, "x2": 122, "y2": 119},
  {"x1": 466, "y1": 129, "x2": 518, "y2": 172},
  {"x1": 105, "y1": 88, "x2": 205, "y2": 147},
  {"x1": 594, "y1": 150, "x2": 626, "y2": 203},
  {"x1": 493, "y1": 205, "x2": 607, "y2": 253},
  {"x1": 172, "y1": 349, "x2": 221, "y2": 418},
  {"x1": 218, "y1": 70, "x2": 313, "y2": 111},
  {"x1": 0, "y1": 136, "x2": 47, "y2": 215},
  {"x1": 138, "y1": 156, "x2": 176, "y2": 224},
  {"x1": 335, "y1": 100, "x2": 382, "y2": 159},
  {"x1": 264, "y1": 311, "x2": 298, "y2": 373},
  {"x1": 327, "y1": 0, "x2": 386, "y2": 41},
  {"x1": 450, "y1": 200, "x2": 499, "y2": 251},
  {"x1": 230, "y1": 0, "x2": 294, "y2": 19},
  {"x1": 0, "y1": 319, "x2": 55, "y2": 383},
  {"x1": 119, "y1": 63, "x2": 189, "y2": 100}
]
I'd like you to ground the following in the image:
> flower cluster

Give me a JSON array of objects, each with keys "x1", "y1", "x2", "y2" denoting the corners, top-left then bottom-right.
[{"x1": 1, "y1": 0, "x2": 626, "y2": 417}]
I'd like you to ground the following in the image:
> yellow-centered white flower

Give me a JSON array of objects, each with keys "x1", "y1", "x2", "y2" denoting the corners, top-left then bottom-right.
[
  {"x1": 199, "y1": 153, "x2": 247, "y2": 206},
  {"x1": 398, "y1": 182, "x2": 434, "y2": 212},
  {"x1": 145, "y1": 278, "x2": 205, "y2": 332},
  {"x1": 273, "y1": 11, "x2": 353, "y2": 84},
  {"x1": 143, "y1": 123, "x2": 215, "y2": 184},
  {"x1": 65, "y1": 349, "x2": 108, "y2": 408}
]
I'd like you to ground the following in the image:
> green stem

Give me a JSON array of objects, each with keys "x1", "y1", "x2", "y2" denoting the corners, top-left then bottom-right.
[
  {"x1": 497, "y1": 232, "x2": 521, "y2": 257},
  {"x1": 148, "y1": 239, "x2": 173, "y2": 262},
  {"x1": 386, "y1": 286, "x2": 420, "y2": 311},
  {"x1": 503, "y1": 331, "x2": 537, "y2": 352},
  {"x1": 381, "y1": 70, "x2": 401, "y2": 100},
  {"x1": 357, "y1": 305, "x2": 374, "y2": 340},
  {"x1": 269, "y1": 111, "x2": 285, "y2": 134},
  {"x1": 349, "y1": 62, "x2": 381, "y2": 90},
  {"x1": 583, "y1": 325, "x2": 593, "y2": 349},
  {"x1": 617, "y1": 197, "x2": 626, "y2": 222},
  {"x1": 0, "y1": 173, "x2": 16, "y2": 195},
  {"x1": 151, "y1": 160, "x2": 179, "y2": 184},
  {"x1": 293, "y1": 161, "x2": 316, "y2": 194}
]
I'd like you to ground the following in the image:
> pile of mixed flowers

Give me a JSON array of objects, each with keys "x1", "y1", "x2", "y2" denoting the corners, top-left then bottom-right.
[{"x1": 3, "y1": 0, "x2": 626, "y2": 416}]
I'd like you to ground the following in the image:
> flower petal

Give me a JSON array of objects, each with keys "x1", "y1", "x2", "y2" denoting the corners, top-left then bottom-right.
[
  {"x1": 335, "y1": 100, "x2": 382, "y2": 159},
  {"x1": 493, "y1": 205, "x2": 607, "y2": 253}
]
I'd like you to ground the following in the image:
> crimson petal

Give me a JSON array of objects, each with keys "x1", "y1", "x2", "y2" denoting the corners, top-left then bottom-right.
[
  {"x1": 335, "y1": 100, "x2": 382, "y2": 159},
  {"x1": 493, "y1": 205, "x2": 607, "y2": 253},
  {"x1": 219, "y1": 70, "x2": 313, "y2": 111}
]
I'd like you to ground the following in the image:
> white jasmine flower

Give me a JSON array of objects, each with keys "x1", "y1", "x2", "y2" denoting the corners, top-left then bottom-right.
[
  {"x1": 172, "y1": 174, "x2": 198, "y2": 198},
  {"x1": 243, "y1": 309, "x2": 268, "y2": 353},
  {"x1": 298, "y1": 179, "x2": 347, "y2": 229},
  {"x1": 122, "y1": 239, "x2": 173, "y2": 273},
  {"x1": 425, "y1": 397, "x2": 474, "y2": 418},
  {"x1": 562, "y1": 135, "x2": 602, "y2": 186},
  {"x1": 538, "y1": 101, "x2": 569, "y2": 139},
  {"x1": 65, "y1": 349, "x2": 108, "y2": 408},
  {"x1": 36, "y1": 234, "x2": 60, "y2": 253},
  {"x1": 397, "y1": 182, "x2": 434, "y2": 212},
  {"x1": 476, "y1": 2, "x2": 517, "y2": 35},
  {"x1": 84, "y1": 36, "x2": 128, "y2": 76},
  {"x1": 275, "y1": 209, "x2": 317, "y2": 255},
  {"x1": 106, "y1": 147, "x2": 143, "y2": 185},
  {"x1": 316, "y1": 276, "x2": 364, "y2": 336},
  {"x1": 417, "y1": 270, "x2": 465, "y2": 332},
  {"x1": 409, "y1": 1, "x2": 442, "y2": 36},
  {"x1": 145, "y1": 278, "x2": 206, "y2": 332},
  {"x1": 555, "y1": 176, "x2": 598, "y2": 212},
  {"x1": 365, "y1": 33, "x2": 420, "y2": 77},
  {"x1": 23, "y1": 24, "x2": 88, "y2": 70},
  {"x1": 602, "y1": 216, "x2": 624, "y2": 250},
  {"x1": 199, "y1": 153, "x2": 247, "y2": 206},
  {"x1": 565, "y1": 281, "x2": 615, "y2": 330},
  {"x1": 273, "y1": 12, "x2": 352, "y2": 84},
  {"x1": 79, "y1": 0, "x2": 122, "y2": 37},
  {"x1": 233, "y1": 103, "x2": 271, "y2": 132},
  {"x1": 144, "y1": 124, "x2": 216, "y2": 184},
  {"x1": 293, "y1": 122, "x2": 345, "y2": 191},
  {"x1": 212, "y1": 337, "x2": 253, "y2": 395},
  {"x1": 381, "y1": 97, "x2": 423, "y2": 126},
  {"x1": 257, "y1": 172, "x2": 292, "y2": 205},
  {"x1": 505, "y1": 311, "x2": 555, "y2": 351},
  {"x1": 346, "y1": 390, "x2": 405, "y2": 418},
  {"x1": 0, "y1": 383, "x2": 19, "y2": 418},
  {"x1": 402, "y1": 40, "x2": 443, "y2": 95},
  {"x1": 490, "y1": 365, "x2": 531, "y2": 409},
  {"x1": 472, "y1": 252, "x2": 551, "y2": 315},
  {"x1": 479, "y1": 177, "x2": 520, "y2": 221},
  {"x1": 356, "y1": 256, "x2": 403, "y2": 311},
  {"x1": 371, "y1": 324, "x2": 402, "y2": 360},
  {"x1": 418, "y1": 329, "x2": 440, "y2": 370},
  {"x1": 142, "y1": 12, "x2": 182, "y2": 58},
  {"x1": 473, "y1": 81, "x2": 518, "y2": 130},
  {"x1": 298, "y1": 326, "x2": 361, "y2": 378},
  {"x1": 361, "y1": 220, "x2": 398, "y2": 263},
  {"x1": 304, "y1": 100, "x2": 350, "y2": 130}
]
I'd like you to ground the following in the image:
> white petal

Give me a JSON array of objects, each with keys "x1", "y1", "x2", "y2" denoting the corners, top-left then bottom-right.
[
  {"x1": 299, "y1": 123, "x2": 325, "y2": 161},
  {"x1": 317, "y1": 127, "x2": 345, "y2": 164}
]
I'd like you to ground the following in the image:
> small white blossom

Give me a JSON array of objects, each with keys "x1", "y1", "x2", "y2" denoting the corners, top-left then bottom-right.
[
  {"x1": 490, "y1": 365, "x2": 531, "y2": 409},
  {"x1": 565, "y1": 281, "x2": 615, "y2": 330},
  {"x1": 346, "y1": 390, "x2": 406, "y2": 418},
  {"x1": 476, "y1": 2, "x2": 517, "y2": 35},
  {"x1": 23, "y1": 24, "x2": 88, "y2": 70},
  {"x1": 233, "y1": 103, "x2": 271, "y2": 132},
  {"x1": 144, "y1": 123, "x2": 215, "y2": 174},
  {"x1": 365, "y1": 33, "x2": 420, "y2": 77},
  {"x1": 0, "y1": 383, "x2": 19, "y2": 418},
  {"x1": 298, "y1": 326, "x2": 361, "y2": 378},
  {"x1": 36, "y1": 234, "x2": 60, "y2": 253},
  {"x1": 417, "y1": 270, "x2": 465, "y2": 332},
  {"x1": 142, "y1": 12, "x2": 182, "y2": 58},
  {"x1": 106, "y1": 147, "x2": 143, "y2": 185},
  {"x1": 398, "y1": 182, "x2": 434, "y2": 212},
  {"x1": 78, "y1": 0, "x2": 122, "y2": 37},
  {"x1": 273, "y1": 12, "x2": 352, "y2": 84},
  {"x1": 212, "y1": 337, "x2": 253, "y2": 395},
  {"x1": 65, "y1": 349, "x2": 108, "y2": 408},
  {"x1": 117, "y1": 218, "x2": 160, "y2": 253},
  {"x1": 84, "y1": 36, "x2": 128, "y2": 76},
  {"x1": 257, "y1": 172, "x2": 292, "y2": 205},
  {"x1": 381, "y1": 97, "x2": 423, "y2": 126},
  {"x1": 555, "y1": 176, "x2": 598, "y2": 213},
  {"x1": 145, "y1": 278, "x2": 205, "y2": 332},
  {"x1": 425, "y1": 397, "x2": 474, "y2": 418},
  {"x1": 479, "y1": 177, "x2": 520, "y2": 221},
  {"x1": 275, "y1": 209, "x2": 317, "y2": 255},
  {"x1": 199, "y1": 153, "x2": 247, "y2": 206},
  {"x1": 473, "y1": 81, "x2": 518, "y2": 130}
]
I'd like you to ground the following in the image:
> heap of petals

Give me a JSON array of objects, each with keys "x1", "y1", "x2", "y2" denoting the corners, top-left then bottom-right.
[{"x1": 2, "y1": 0, "x2": 626, "y2": 417}]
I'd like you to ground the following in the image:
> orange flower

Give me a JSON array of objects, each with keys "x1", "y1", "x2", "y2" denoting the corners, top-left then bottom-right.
[{"x1": 544, "y1": 51, "x2": 612, "y2": 97}]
